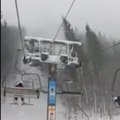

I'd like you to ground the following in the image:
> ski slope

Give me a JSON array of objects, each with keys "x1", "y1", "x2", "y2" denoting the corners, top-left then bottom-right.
[{"x1": 1, "y1": 95, "x2": 120, "y2": 120}]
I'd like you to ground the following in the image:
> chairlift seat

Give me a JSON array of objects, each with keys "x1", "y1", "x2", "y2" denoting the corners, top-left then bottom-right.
[{"x1": 2, "y1": 87, "x2": 40, "y2": 99}]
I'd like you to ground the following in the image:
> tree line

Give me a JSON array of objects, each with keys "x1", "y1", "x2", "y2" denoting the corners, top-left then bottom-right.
[
  {"x1": 1, "y1": 13, "x2": 26, "y2": 78},
  {"x1": 62, "y1": 17, "x2": 120, "y2": 119}
]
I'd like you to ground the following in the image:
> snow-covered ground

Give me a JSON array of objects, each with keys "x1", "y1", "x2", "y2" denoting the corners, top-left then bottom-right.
[
  {"x1": 1, "y1": 94, "x2": 47, "y2": 120},
  {"x1": 1, "y1": 95, "x2": 120, "y2": 120}
]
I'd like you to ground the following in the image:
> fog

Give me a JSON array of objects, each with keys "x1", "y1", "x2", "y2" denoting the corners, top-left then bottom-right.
[{"x1": 1, "y1": 0, "x2": 120, "y2": 39}]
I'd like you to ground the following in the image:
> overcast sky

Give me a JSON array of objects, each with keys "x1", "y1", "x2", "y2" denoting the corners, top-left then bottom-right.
[{"x1": 1, "y1": 0, "x2": 120, "y2": 39}]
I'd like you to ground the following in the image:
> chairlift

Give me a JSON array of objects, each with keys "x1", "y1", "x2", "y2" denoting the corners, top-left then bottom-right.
[
  {"x1": 111, "y1": 68, "x2": 120, "y2": 107},
  {"x1": 1, "y1": 71, "x2": 41, "y2": 105},
  {"x1": 23, "y1": 36, "x2": 82, "y2": 67}
]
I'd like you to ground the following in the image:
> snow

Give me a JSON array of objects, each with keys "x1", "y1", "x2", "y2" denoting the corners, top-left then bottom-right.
[
  {"x1": 1, "y1": 94, "x2": 47, "y2": 120},
  {"x1": 2, "y1": 96, "x2": 120, "y2": 120}
]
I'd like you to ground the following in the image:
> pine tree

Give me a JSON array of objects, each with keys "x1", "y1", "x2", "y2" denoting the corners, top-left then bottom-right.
[
  {"x1": 62, "y1": 17, "x2": 91, "y2": 116},
  {"x1": 62, "y1": 17, "x2": 76, "y2": 41},
  {"x1": 85, "y1": 24, "x2": 103, "y2": 78}
]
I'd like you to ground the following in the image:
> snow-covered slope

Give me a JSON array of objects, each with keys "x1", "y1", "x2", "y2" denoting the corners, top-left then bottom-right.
[{"x1": 1, "y1": 95, "x2": 120, "y2": 120}]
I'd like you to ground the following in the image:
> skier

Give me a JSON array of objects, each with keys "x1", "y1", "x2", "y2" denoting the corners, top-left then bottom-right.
[{"x1": 14, "y1": 80, "x2": 25, "y2": 105}]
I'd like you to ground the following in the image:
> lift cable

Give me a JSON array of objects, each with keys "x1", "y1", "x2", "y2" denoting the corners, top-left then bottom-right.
[
  {"x1": 15, "y1": 0, "x2": 25, "y2": 55},
  {"x1": 53, "y1": 0, "x2": 76, "y2": 41},
  {"x1": 101, "y1": 41, "x2": 120, "y2": 52},
  {"x1": 86, "y1": 41, "x2": 120, "y2": 62}
]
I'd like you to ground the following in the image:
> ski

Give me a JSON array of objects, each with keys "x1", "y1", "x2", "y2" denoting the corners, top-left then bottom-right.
[
  {"x1": 21, "y1": 103, "x2": 33, "y2": 106},
  {"x1": 10, "y1": 103, "x2": 19, "y2": 105}
]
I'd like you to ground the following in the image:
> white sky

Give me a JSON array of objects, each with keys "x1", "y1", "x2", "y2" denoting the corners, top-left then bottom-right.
[{"x1": 1, "y1": 0, "x2": 120, "y2": 39}]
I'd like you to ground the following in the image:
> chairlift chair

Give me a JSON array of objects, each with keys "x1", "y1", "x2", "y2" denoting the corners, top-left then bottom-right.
[
  {"x1": 23, "y1": 36, "x2": 82, "y2": 67},
  {"x1": 1, "y1": 71, "x2": 41, "y2": 105},
  {"x1": 111, "y1": 68, "x2": 120, "y2": 107}
]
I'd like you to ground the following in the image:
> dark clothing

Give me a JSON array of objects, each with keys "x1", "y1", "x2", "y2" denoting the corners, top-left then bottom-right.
[
  {"x1": 114, "y1": 96, "x2": 120, "y2": 106},
  {"x1": 15, "y1": 83, "x2": 24, "y2": 87}
]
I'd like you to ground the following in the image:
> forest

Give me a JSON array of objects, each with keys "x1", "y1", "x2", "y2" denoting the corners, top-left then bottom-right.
[{"x1": 1, "y1": 13, "x2": 120, "y2": 119}]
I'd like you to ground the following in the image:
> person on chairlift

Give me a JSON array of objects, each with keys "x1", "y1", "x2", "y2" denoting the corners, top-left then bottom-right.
[
  {"x1": 114, "y1": 96, "x2": 120, "y2": 107},
  {"x1": 14, "y1": 80, "x2": 25, "y2": 105}
]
